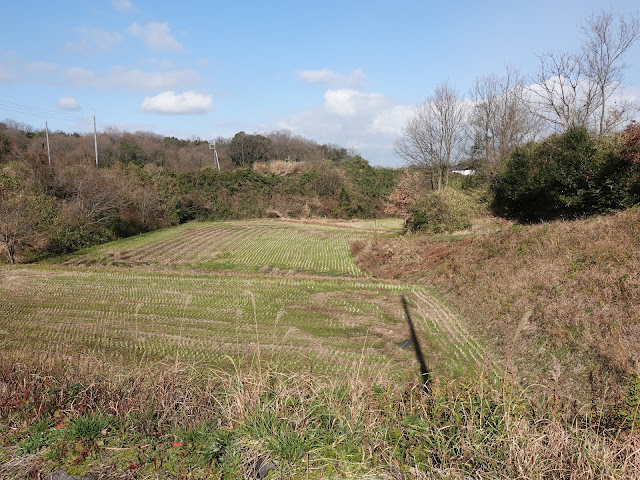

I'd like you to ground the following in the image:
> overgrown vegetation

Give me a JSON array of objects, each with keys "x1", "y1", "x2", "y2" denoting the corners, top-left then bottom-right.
[
  {"x1": 0, "y1": 121, "x2": 399, "y2": 263},
  {"x1": 492, "y1": 125, "x2": 640, "y2": 222},
  {"x1": 405, "y1": 188, "x2": 478, "y2": 234},
  {"x1": 1, "y1": 356, "x2": 639, "y2": 479},
  {"x1": 354, "y1": 207, "x2": 640, "y2": 402}
]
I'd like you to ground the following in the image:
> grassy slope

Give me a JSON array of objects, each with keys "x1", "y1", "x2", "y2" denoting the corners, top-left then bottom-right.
[{"x1": 355, "y1": 207, "x2": 640, "y2": 400}]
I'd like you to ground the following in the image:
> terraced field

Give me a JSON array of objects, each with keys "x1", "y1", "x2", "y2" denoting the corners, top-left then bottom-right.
[
  {"x1": 66, "y1": 220, "x2": 369, "y2": 276},
  {"x1": 1, "y1": 219, "x2": 493, "y2": 382}
]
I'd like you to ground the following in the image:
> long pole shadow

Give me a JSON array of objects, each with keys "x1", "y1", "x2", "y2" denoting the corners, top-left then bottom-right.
[{"x1": 402, "y1": 296, "x2": 431, "y2": 394}]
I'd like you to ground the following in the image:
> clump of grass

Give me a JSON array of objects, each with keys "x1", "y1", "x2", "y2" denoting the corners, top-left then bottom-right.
[
  {"x1": 69, "y1": 413, "x2": 113, "y2": 441},
  {"x1": 253, "y1": 160, "x2": 306, "y2": 177},
  {"x1": 1, "y1": 353, "x2": 639, "y2": 478}
]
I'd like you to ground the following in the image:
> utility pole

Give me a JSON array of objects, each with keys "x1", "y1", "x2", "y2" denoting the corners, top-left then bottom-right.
[
  {"x1": 45, "y1": 121, "x2": 51, "y2": 172},
  {"x1": 209, "y1": 139, "x2": 220, "y2": 171},
  {"x1": 93, "y1": 109, "x2": 98, "y2": 169}
]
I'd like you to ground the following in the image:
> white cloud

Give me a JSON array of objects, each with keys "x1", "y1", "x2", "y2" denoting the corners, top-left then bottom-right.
[
  {"x1": 0, "y1": 52, "x2": 20, "y2": 83},
  {"x1": 370, "y1": 105, "x2": 414, "y2": 135},
  {"x1": 65, "y1": 27, "x2": 124, "y2": 52},
  {"x1": 142, "y1": 57, "x2": 175, "y2": 69},
  {"x1": 271, "y1": 88, "x2": 412, "y2": 166},
  {"x1": 297, "y1": 69, "x2": 340, "y2": 85},
  {"x1": 141, "y1": 91, "x2": 213, "y2": 114},
  {"x1": 296, "y1": 68, "x2": 365, "y2": 89},
  {"x1": 58, "y1": 65, "x2": 199, "y2": 90},
  {"x1": 5, "y1": 56, "x2": 200, "y2": 91},
  {"x1": 112, "y1": 0, "x2": 134, "y2": 12},
  {"x1": 0, "y1": 64, "x2": 17, "y2": 83},
  {"x1": 64, "y1": 40, "x2": 90, "y2": 53},
  {"x1": 324, "y1": 89, "x2": 385, "y2": 117},
  {"x1": 128, "y1": 22, "x2": 183, "y2": 52},
  {"x1": 57, "y1": 97, "x2": 80, "y2": 110}
]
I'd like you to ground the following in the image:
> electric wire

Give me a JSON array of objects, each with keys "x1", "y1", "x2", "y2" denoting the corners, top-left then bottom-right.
[{"x1": 0, "y1": 99, "x2": 122, "y2": 132}]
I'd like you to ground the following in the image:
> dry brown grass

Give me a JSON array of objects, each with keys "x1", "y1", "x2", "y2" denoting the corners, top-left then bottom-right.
[
  {"x1": 252, "y1": 160, "x2": 306, "y2": 177},
  {"x1": 355, "y1": 208, "x2": 640, "y2": 400},
  {"x1": 1, "y1": 352, "x2": 639, "y2": 479}
]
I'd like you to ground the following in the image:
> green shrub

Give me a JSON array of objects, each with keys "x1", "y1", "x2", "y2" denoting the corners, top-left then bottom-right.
[
  {"x1": 492, "y1": 127, "x2": 639, "y2": 222},
  {"x1": 405, "y1": 188, "x2": 475, "y2": 234}
]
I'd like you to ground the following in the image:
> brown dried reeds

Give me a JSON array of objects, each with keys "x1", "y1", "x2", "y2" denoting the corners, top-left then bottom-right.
[
  {"x1": 354, "y1": 208, "x2": 640, "y2": 401},
  {"x1": 1, "y1": 351, "x2": 640, "y2": 478}
]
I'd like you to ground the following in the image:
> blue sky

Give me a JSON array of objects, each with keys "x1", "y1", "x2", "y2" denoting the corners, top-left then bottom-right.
[{"x1": 1, "y1": 0, "x2": 639, "y2": 166}]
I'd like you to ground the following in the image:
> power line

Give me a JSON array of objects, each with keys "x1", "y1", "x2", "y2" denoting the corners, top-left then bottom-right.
[
  {"x1": 0, "y1": 105, "x2": 88, "y2": 123},
  {"x1": 0, "y1": 99, "x2": 122, "y2": 132},
  {"x1": 0, "y1": 100, "x2": 90, "y2": 121}
]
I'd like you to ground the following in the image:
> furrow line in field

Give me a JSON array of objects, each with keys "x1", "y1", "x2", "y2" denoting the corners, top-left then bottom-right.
[
  {"x1": 413, "y1": 290, "x2": 489, "y2": 363},
  {"x1": 414, "y1": 294, "x2": 483, "y2": 367},
  {"x1": 411, "y1": 289, "x2": 498, "y2": 375},
  {"x1": 160, "y1": 229, "x2": 227, "y2": 265}
]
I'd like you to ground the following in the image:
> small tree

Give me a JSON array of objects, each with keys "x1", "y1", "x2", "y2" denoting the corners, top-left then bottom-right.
[
  {"x1": 581, "y1": 9, "x2": 640, "y2": 137},
  {"x1": 229, "y1": 132, "x2": 271, "y2": 167},
  {"x1": 469, "y1": 66, "x2": 542, "y2": 178},
  {"x1": 0, "y1": 190, "x2": 51, "y2": 263},
  {"x1": 529, "y1": 9, "x2": 640, "y2": 135},
  {"x1": 385, "y1": 169, "x2": 431, "y2": 221},
  {"x1": 395, "y1": 83, "x2": 468, "y2": 190},
  {"x1": 529, "y1": 49, "x2": 600, "y2": 132}
]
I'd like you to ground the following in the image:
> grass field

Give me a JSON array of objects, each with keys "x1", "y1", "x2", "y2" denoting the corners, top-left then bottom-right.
[
  {"x1": 3, "y1": 218, "x2": 639, "y2": 479},
  {"x1": 2, "y1": 219, "x2": 487, "y2": 382},
  {"x1": 65, "y1": 220, "x2": 370, "y2": 276},
  {"x1": 1, "y1": 267, "x2": 417, "y2": 378}
]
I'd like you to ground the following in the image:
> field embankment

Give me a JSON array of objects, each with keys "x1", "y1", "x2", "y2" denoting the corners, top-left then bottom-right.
[{"x1": 354, "y1": 207, "x2": 640, "y2": 400}]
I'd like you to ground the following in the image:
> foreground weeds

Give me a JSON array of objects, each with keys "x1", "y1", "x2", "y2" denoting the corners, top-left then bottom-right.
[{"x1": 1, "y1": 355, "x2": 639, "y2": 479}]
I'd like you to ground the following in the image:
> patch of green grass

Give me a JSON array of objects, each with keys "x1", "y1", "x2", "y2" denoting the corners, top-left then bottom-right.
[
  {"x1": 18, "y1": 432, "x2": 50, "y2": 455},
  {"x1": 70, "y1": 413, "x2": 114, "y2": 441}
]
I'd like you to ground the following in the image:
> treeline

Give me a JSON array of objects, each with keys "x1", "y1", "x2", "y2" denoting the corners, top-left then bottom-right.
[
  {"x1": 0, "y1": 121, "x2": 398, "y2": 264},
  {"x1": 0, "y1": 119, "x2": 353, "y2": 171},
  {"x1": 386, "y1": 123, "x2": 640, "y2": 234},
  {"x1": 389, "y1": 9, "x2": 640, "y2": 231}
]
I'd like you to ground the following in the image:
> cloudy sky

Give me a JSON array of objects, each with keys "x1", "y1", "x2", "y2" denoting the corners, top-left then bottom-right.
[{"x1": 1, "y1": 0, "x2": 639, "y2": 166}]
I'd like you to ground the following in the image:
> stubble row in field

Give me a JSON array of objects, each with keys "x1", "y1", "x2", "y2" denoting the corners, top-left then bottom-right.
[
  {"x1": 65, "y1": 220, "x2": 370, "y2": 276},
  {"x1": 1, "y1": 267, "x2": 421, "y2": 378},
  {"x1": 2, "y1": 219, "x2": 489, "y2": 383}
]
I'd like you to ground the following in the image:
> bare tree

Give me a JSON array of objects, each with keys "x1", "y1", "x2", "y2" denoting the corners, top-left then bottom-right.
[
  {"x1": 470, "y1": 66, "x2": 542, "y2": 176},
  {"x1": 395, "y1": 82, "x2": 468, "y2": 190},
  {"x1": 57, "y1": 166, "x2": 121, "y2": 231},
  {"x1": 581, "y1": 9, "x2": 640, "y2": 136},
  {"x1": 268, "y1": 129, "x2": 294, "y2": 161},
  {"x1": 529, "y1": 49, "x2": 600, "y2": 132},
  {"x1": 0, "y1": 191, "x2": 46, "y2": 264},
  {"x1": 530, "y1": 9, "x2": 640, "y2": 135}
]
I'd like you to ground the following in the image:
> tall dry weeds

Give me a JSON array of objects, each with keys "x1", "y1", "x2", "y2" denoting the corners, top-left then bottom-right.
[
  {"x1": 1, "y1": 352, "x2": 639, "y2": 478},
  {"x1": 355, "y1": 208, "x2": 640, "y2": 401}
]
